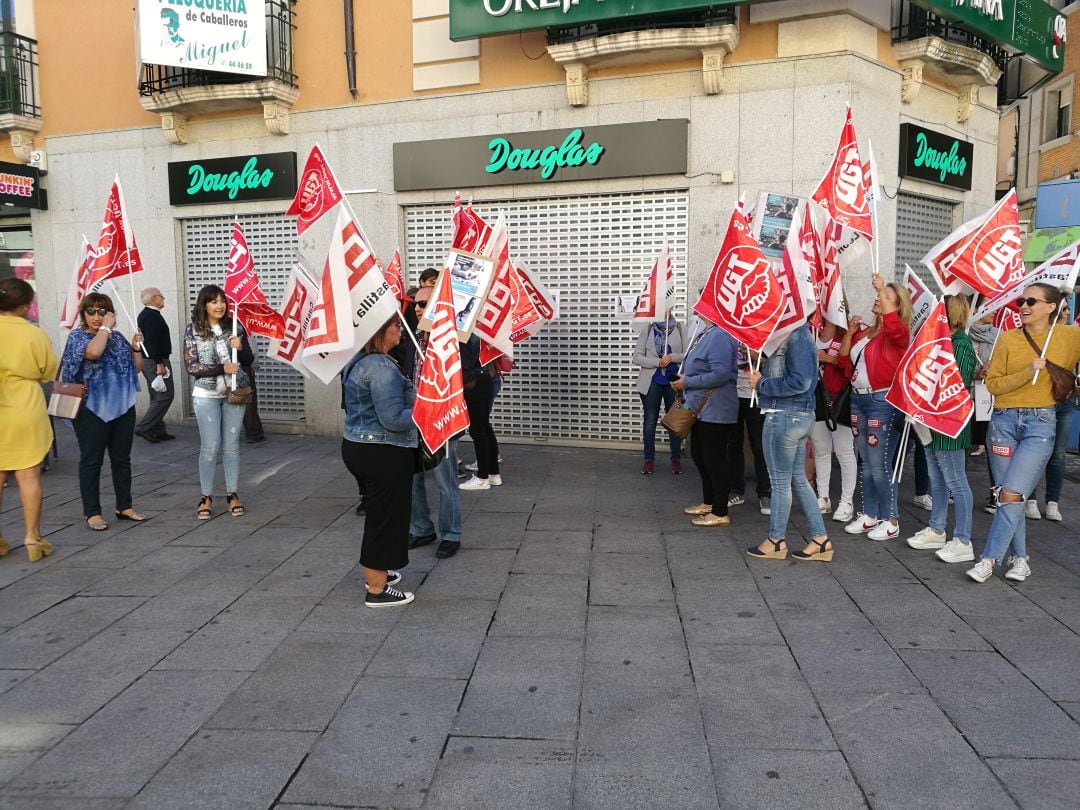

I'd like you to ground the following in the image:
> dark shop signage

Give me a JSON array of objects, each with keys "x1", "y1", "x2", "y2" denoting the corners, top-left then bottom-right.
[
  {"x1": 0, "y1": 161, "x2": 46, "y2": 210},
  {"x1": 393, "y1": 120, "x2": 689, "y2": 191},
  {"x1": 167, "y1": 152, "x2": 298, "y2": 206},
  {"x1": 898, "y1": 123, "x2": 974, "y2": 191}
]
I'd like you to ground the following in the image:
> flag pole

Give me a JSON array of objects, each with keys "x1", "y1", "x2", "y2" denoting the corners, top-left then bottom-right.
[
  {"x1": 106, "y1": 280, "x2": 149, "y2": 357},
  {"x1": 891, "y1": 419, "x2": 912, "y2": 485},
  {"x1": 1032, "y1": 300, "x2": 1064, "y2": 385},
  {"x1": 868, "y1": 137, "x2": 880, "y2": 277},
  {"x1": 113, "y1": 175, "x2": 142, "y2": 338}
]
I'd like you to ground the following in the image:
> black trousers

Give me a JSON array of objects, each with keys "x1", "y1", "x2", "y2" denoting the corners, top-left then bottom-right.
[
  {"x1": 728, "y1": 397, "x2": 771, "y2": 498},
  {"x1": 135, "y1": 359, "x2": 174, "y2": 437},
  {"x1": 341, "y1": 440, "x2": 412, "y2": 571},
  {"x1": 72, "y1": 406, "x2": 136, "y2": 518},
  {"x1": 691, "y1": 420, "x2": 734, "y2": 518},
  {"x1": 464, "y1": 374, "x2": 500, "y2": 478}
]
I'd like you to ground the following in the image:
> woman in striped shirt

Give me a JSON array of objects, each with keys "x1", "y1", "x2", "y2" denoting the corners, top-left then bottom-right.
[{"x1": 905, "y1": 295, "x2": 978, "y2": 564}]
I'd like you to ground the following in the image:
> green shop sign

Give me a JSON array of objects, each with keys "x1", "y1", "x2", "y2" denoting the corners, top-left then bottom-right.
[
  {"x1": 449, "y1": 0, "x2": 742, "y2": 41},
  {"x1": 898, "y1": 123, "x2": 973, "y2": 191},
  {"x1": 914, "y1": 0, "x2": 1065, "y2": 75},
  {"x1": 167, "y1": 152, "x2": 298, "y2": 206}
]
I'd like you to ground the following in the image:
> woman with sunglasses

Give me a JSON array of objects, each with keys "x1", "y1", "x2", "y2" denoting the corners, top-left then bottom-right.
[
  {"x1": 969, "y1": 284, "x2": 1080, "y2": 583},
  {"x1": 59, "y1": 293, "x2": 146, "y2": 531},
  {"x1": 1027, "y1": 300, "x2": 1075, "y2": 522}
]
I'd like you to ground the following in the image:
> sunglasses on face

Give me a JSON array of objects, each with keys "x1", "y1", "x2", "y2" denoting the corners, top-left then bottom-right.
[
  {"x1": 84, "y1": 308, "x2": 111, "y2": 317},
  {"x1": 414, "y1": 300, "x2": 430, "y2": 308},
  {"x1": 1016, "y1": 297, "x2": 1050, "y2": 308}
]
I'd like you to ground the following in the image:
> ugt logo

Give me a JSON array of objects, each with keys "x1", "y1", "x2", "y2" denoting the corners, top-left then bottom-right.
[
  {"x1": 972, "y1": 227, "x2": 1023, "y2": 291},
  {"x1": 834, "y1": 144, "x2": 866, "y2": 214},
  {"x1": 716, "y1": 252, "x2": 774, "y2": 327}
]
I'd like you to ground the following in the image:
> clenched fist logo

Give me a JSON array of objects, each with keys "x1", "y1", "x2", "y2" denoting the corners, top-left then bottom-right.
[{"x1": 716, "y1": 251, "x2": 774, "y2": 328}]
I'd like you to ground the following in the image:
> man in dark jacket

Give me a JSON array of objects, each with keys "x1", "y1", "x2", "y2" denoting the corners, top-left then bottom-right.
[{"x1": 135, "y1": 287, "x2": 174, "y2": 442}]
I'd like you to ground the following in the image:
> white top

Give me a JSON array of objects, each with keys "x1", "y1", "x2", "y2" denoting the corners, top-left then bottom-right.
[
  {"x1": 191, "y1": 323, "x2": 228, "y2": 398},
  {"x1": 850, "y1": 333, "x2": 872, "y2": 390}
]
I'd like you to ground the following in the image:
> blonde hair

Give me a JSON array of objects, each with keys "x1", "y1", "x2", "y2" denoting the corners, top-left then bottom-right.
[
  {"x1": 944, "y1": 294, "x2": 969, "y2": 331},
  {"x1": 885, "y1": 283, "x2": 913, "y2": 327}
]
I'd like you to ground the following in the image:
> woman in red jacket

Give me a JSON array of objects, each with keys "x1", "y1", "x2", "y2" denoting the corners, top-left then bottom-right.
[{"x1": 837, "y1": 274, "x2": 912, "y2": 541}]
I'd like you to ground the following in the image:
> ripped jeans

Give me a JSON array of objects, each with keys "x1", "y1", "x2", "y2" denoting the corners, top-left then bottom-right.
[{"x1": 193, "y1": 396, "x2": 246, "y2": 495}]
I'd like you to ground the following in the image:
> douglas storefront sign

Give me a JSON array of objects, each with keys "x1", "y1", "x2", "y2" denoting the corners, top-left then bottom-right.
[
  {"x1": 394, "y1": 120, "x2": 688, "y2": 191},
  {"x1": 168, "y1": 152, "x2": 298, "y2": 205},
  {"x1": 898, "y1": 123, "x2": 973, "y2": 191}
]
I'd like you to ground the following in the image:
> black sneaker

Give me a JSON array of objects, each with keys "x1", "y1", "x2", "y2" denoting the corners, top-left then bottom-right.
[
  {"x1": 983, "y1": 493, "x2": 997, "y2": 515},
  {"x1": 365, "y1": 585, "x2": 415, "y2": 608},
  {"x1": 409, "y1": 532, "x2": 437, "y2": 549},
  {"x1": 436, "y1": 540, "x2": 459, "y2": 559}
]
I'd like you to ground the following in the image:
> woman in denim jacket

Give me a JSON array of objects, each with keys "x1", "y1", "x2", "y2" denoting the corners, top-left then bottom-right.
[
  {"x1": 341, "y1": 316, "x2": 418, "y2": 608},
  {"x1": 747, "y1": 324, "x2": 832, "y2": 561},
  {"x1": 184, "y1": 285, "x2": 254, "y2": 520}
]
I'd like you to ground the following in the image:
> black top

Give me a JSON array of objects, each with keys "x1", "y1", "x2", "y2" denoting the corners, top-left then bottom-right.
[{"x1": 137, "y1": 307, "x2": 172, "y2": 362}]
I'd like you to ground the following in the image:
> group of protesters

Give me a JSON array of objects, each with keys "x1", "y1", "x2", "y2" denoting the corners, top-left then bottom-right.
[{"x1": 635, "y1": 273, "x2": 1080, "y2": 583}]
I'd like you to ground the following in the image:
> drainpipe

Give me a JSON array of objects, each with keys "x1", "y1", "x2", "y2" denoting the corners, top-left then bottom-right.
[{"x1": 344, "y1": 0, "x2": 358, "y2": 99}]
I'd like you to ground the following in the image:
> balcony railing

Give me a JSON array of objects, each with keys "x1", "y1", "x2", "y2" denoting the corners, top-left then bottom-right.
[
  {"x1": 891, "y1": 0, "x2": 1009, "y2": 73},
  {"x1": 0, "y1": 32, "x2": 40, "y2": 118},
  {"x1": 548, "y1": 5, "x2": 736, "y2": 45},
  {"x1": 138, "y1": 0, "x2": 295, "y2": 96}
]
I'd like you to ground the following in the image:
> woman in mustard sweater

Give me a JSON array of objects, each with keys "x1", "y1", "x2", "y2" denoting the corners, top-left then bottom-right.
[{"x1": 969, "y1": 283, "x2": 1080, "y2": 583}]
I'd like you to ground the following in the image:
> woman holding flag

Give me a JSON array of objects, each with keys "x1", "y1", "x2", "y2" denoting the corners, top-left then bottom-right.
[
  {"x1": 968, "y1": 284, "x2": 1080, "y2": 583},
  {"x1": 633, "y1": 311, "x2": 686, "y2": 474},
  {"x1": 838, "y1": 274, "x2": 912, "y2": 541}
]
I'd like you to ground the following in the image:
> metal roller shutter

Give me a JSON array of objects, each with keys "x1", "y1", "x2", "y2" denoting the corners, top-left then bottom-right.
[
  {"x1": 180, "y1": 213, "x2": 304, "y2": 420},
  {"x1": 895, "y1": 191, "x2": 958, "y2": 289},
  {"x1": 405, "y1": 190, "x2": 690, "y2": 448}
]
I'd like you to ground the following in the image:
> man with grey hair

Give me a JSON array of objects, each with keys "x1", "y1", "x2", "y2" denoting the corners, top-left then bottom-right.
[{"x1": 135, "y1": 287, "x2": 175, "y2": 442}]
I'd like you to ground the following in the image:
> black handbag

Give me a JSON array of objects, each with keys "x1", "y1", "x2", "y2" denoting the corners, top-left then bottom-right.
[
  {"x1": 814, "y1": 378, "x2": 852, "y2": 431},
  {"x1": 418, "y1": 440, "x2": 447, "y2": 472}
]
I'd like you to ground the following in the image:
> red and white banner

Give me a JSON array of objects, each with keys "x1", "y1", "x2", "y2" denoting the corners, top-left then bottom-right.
[
  {"x1": 452, "y1": 198, "x2": 493, "y2": 254},
  {"x1": 287, "y1": 145, "x2": 344, "y2": 236},
  {"x1": 87, "y1": 178, "x2": 144, "y2": 292},
  {"x1": 994, "y1": 303, "x2": 1023, "y2": 332},
  {"x1": 694, "y1": 202, "x2": 785, "y2": 351},
  {"x1": 473, "y1": 213, "x2": 515, "y2": 360},
  {"x1": 224, "y1": 221, "x2": 286, "y2": 340},
  {"x1": 763, "y1": 203, "x2": 817, "y2": 355},
  {"x1": 508, "y1": 261, "x2": 543, "y2": 342},
  {"x1": 903, "y1": 264, "x2": 934, "y2": 336},
  {"x1": 413, "y1": 269, "x2": 471, "y2": 454},
  {"x1": 812, "y1": 105, "x2": 873, "y2": 242},
  {"x1": 923, "y1": 190, "x2": 1024, "y2": 296},
  {"x1": 633, "y1": 244, "x2": 675, "y2": 324},
  {"x1": 60, "y1": 236, "x2": 94, "y2": 329},
  {"x1": 816, "y1": 213, "x2": 851, "y2": 329},
  {"x1": 268, "y1": 263, "x2": 319, "y2": 377},
  {"x1": 383, "y1": 248, "x2": 406, "y2": 302},
  {"x1": 970, "y1": 238, "x2": 1080, "y2": 323},
  {"x1": 886, "y1": 301, "x2": 973, "y2": 439},
  {"x1": 512, "y1": 260, "x2": 556, "y2": 341},
  {"x1": 301, "y1": 209, "x2": 398, "y2": 383}
]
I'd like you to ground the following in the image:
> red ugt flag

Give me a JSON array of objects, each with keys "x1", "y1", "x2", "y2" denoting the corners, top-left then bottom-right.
[
  {"x1": 694, "y1": 203, "x2": 785, "y2": 352},
  {"x1": 413, "y1": 270, "x2": 470, "y2": 454},
  {"x1": 268, "y1": 263, "x2": 318, "y2": 377},
  {"x1": 936, "y1": 190, "x2": 1024, "y2": 298},
  {"x1": 473, "y1": 213, "x2": 516, "y2": 361},
  {"x1": 60, "y1": 236, "x2": 94, "y2": 329},
  {"x1": 87, "y1": 178, "x2": 144, "y2": 291},
  {"x1": 224, "y1": 221, "x2": 285, "y2": 340},
  {"x1": 383, "y1": 249, "x2": 406, "y2": 302},
  {"x1": 886, "y1": 301, "x2": 973, "y2": 439},
  {"x1": 971, "y1": 237, "x2": 1080, "y2": 323},
  {"x1": 812, "y1": 105, "x2": 873, "y2": 242},
  {"x1": 632, "y1": 244, "x2": 675, "y2": 325},
  {"x1": 287, "y1": 145, "x2": 344, "y2": 236}
]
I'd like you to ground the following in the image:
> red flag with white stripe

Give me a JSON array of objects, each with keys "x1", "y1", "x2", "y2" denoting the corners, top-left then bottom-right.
[
  {"x1": 763, "y1": 203, "x2": 817, "y2": 356},
  {"x1": 87, "y1": 178, "x2": 144, "y2": 292},
  {"x1": 923, "y1": 191, "x2": 1024, "y2": 296},
  {"x1": 970, "y1": 238, "x2": 1080, "y2": 323},
  {"x1": 224, "y1": 221, "x2": 286, "y2": 340},
  {"x1": 383, "y1": 249, "x2": 405, "y2": 302},
  {"x1": 60, "y1": 236, "x2": 93, "y2": 329},
  {"x1": 287, "y1": 145, "x2": 344, "y2": 236},
  {"x1": 413, "y1": 269, "x2": 470, "y2": 454},
  {"x1": 902, "y1": 264, "x2": 934, "y2": 335},
  {"x1": 472, "y1": 213, "x2": 516, "y2": 360},
  {"x1": 812, "y1": 105, "x2": 873, "y2": 242},
  {"x1": 268, "y1": 263, "x2": 319, "y2": 377},
  {"x1": 632, "y1": 244, "x2": 675, "y2": 324}
]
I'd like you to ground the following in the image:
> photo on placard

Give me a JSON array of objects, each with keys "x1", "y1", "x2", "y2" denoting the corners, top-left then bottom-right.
[
  {"x1": 419, "y1": 250, "x2": 496, "y2": 340},
  {"x1": 751, "y1": 191, "x2": 801, "y2": 259}
]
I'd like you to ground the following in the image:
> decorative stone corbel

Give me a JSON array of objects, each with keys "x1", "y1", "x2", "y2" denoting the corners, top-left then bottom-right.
[
  {"x1": 957, "y1": 84, "x2": 980, "y2": 123},
  {"x1": 702, "y1": 48, "x2": 726, "y2": 95},
  {"x1": 901, "y1": 59, "x2": 924, "y2": 104},
  {"x1": 8, "y1": 129, "x2": 35, "y2": 163},
  {"x1": 160, "y1": 112, "x2": 189, "y2": 145},
  {"x1": 564, "y1": 62, "x2": 588, "y2": 107},
  {"x1": 263, "y1": 100, "x2": 291, "y2": 135}
]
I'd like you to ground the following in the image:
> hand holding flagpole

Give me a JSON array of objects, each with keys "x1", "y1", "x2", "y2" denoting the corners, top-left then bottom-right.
[
  {"x1": 1032, "y1": 300, "x2": 1064, "y2": 385},
  {"x1": 106, "y1": 280, "x2": 149, "y2": 357}
]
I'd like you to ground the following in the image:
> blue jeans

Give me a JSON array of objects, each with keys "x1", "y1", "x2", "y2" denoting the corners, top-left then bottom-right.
[
  {"x1": 762, "y1": 410, "x2": 827, "y2": 542},
  {"x1": 980, "y1": 408, "x2": 1057, "y2": 562},
  {"x1": 193, "y1": 396, "x2": 245, "y2": 494},
  {"x1": 1039, "y1": 400, "x2": 1073, "y2": 503},
  {"x1": 925, "y1": 447, "x2": 973, "y2": 542},
  {"x1": 411, "y1": 438, "x2": 461, "y2": 543},
  {"x1": 640, "y1": 383, "x2": 681, "y2": 461},
  {"x1": 850, "y1": 391, "x2": 903, "y2": 520}
]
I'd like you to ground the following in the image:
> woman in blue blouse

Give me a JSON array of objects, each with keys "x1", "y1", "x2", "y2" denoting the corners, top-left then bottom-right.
[{"x1": 60, "y1": 293, "x2": 146, "y2": 531}]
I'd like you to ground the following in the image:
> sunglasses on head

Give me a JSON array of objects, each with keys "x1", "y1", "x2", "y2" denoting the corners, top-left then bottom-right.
[
  {"x1": 1016, "y1": 297, "x2": 1049, "y2": 308},
  {"x1": 84, "y1": 308, "x2": 111, "y2": 317}
]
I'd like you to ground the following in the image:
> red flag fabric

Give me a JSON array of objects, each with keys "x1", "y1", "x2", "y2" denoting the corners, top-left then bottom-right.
[
  {"x1": 453, "y1": 202, "x2": 492, "y2": 253},
  {"x1": 694, "y1": 203, "x2": 785, "y2": 352},
  {"x1": 413, "y1": 270, "x2": 471, "y2": 454},
  {"x1": 513, "y1": 261, "x2": 556, "y2": 340},
  {"x1": 87, "y1": 179, "x2": 144, "y2": 292},
  {"x1": 816, "y1": 216, "x2": 850, "y2": 329},
  {"x1": 507, "y1": 262, "x2": 543, "y2": 342},
  {"x1": 994, "y1": 303, "x2": 1023, "y2": 332},
  {"x1": 885, "y1": 301, "x2": 973, "y2": 439},
  {"x1": 60, "y1": 237, "x2": 94, "y2": 329},
  {"x1": 811, "y1": 105, "x2": 873, "y2": 241},
  {"x1": 287, "y1": 145, "x2": 344, "y2": 236},
  {"x1": 632, "y1": 244, "x2": 675, "y2": 324},
  {"x1": 268, "y1": 263, "x2": 318, "y2": 377},
  {"x1": 384, "y1": 249, "x2": 405, "y2": 302},
  {"x1": 763, "y1": 203, "x2": 817, "y2": 356},
  {"x1": 933, "y1": 191, "x2": 1024, "y2": 297},
  {"x1": 224, "y1": 221, "x2": 286, "y2": 340},
  {"x1": 902, "y1": 265, "x2": 934, "y2": 335},
  {"x1": 970, "y1": 238, "x2": 1080, "y2": 323},
  {"x1": 472, "y1": 214, "x2": 516, "y2": 360}
]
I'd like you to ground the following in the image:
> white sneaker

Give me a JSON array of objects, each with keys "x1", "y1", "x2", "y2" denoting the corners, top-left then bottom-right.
[
  {"x1": 1045, "y1": 502, "x2": 1062, "y2": 522},
  {"x1": 935, "y1": 539, "x2": 975, "y2": 563},
  {"x1": 906, "y1": 527, "x2": 946, "y2": 550},
  {"x1": 832, "y1": 501, "x2": 855, "y2": 523},
  {"x1": 817, "y1": 497, "x2": 831, "y2": 514},
  {"x1": 966, "y1": 558, "x2": 995, "y2": 583},
  {"x1": 867, "y1": 521, "x2": 900, "y2": 541},
  {"x1": 1004, "y1": 556, "x2": 1031, "y2": 582},
  {"x1": 459, "y1": 475, "x2": 490, "y2": 491},
  {"x1": 464, "y1": 461, "x2": 479, "y2": 472},
  {"x1": 912, "y1": 494, "x2": 933, "y2": 511},
  {"x1": 488, "y1": 474, "x2": 503, "y2": 486},
  {"x1": 1025, "y1": 499, "x2": 1042, "y2": 520},
  {"x1": 844, "y1": 514, "x2": 879, "y2": 534}
]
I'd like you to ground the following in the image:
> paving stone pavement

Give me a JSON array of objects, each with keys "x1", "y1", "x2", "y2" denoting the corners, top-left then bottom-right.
[{"x1": 1, "y1": 427, "x2": 1079, "y2": 808}]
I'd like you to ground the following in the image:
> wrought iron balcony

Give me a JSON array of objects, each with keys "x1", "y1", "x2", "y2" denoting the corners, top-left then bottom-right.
[
  {"x1": 891, "y1": 0, "x2": 1009, "y2": 73},
  {"x1": 0, "y1": 31, "x2": 40, "y2": 118},
  {"x1": 547, "y1": 6, "x2": 737, "y2": 45}
]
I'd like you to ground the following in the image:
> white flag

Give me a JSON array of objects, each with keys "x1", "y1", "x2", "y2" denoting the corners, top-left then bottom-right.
[
  {"x1": 763, "y1": 203, "x2": 817, "y2": 356},
  {"x1": 903, "y1": 264, "x2": 934, "y2": 335},
  {"x1": 632, "y1": 244, "x2": 676, "y2": 324},
  {"x1": 268, "y1": 263, "x2": 319, "y2": 377}
]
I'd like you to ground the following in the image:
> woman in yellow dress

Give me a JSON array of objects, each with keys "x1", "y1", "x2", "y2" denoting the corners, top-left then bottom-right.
[{"x1": 0, "y1": 278, "x2": 59, "y2": 561}]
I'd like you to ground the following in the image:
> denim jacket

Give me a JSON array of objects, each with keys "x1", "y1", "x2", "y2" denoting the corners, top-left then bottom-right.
[
  {"x1": 343, "y1": 351, "x2": 417, "y2": 448},
  {"x1": 757, "y1": 325, "x2": 817, "y2": 412}
]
